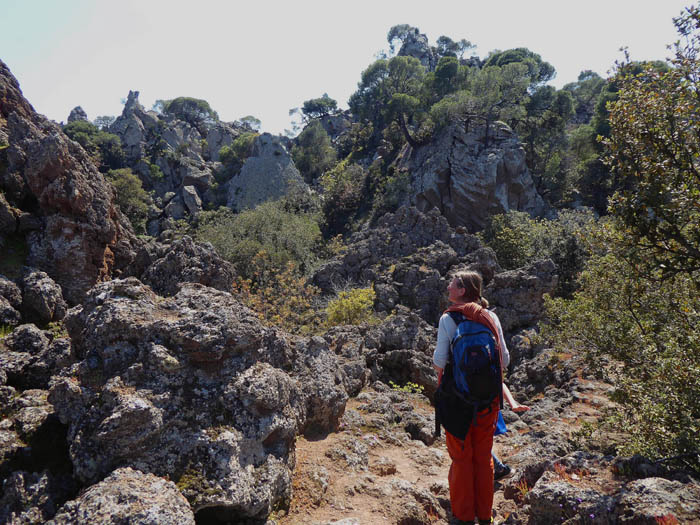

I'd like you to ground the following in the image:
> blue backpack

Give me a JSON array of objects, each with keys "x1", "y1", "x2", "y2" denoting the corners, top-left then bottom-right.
[{"x1": 434, "y1": 311, "x2": 503, "y2": 439}]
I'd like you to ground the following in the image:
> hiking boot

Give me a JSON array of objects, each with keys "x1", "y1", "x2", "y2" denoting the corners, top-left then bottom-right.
[
  {"x1": 477, "y1": 518, "x2": 493, "y2": 524},
  {"x1": 494, "y1": 463, "x2": 512, "y2": 481}
]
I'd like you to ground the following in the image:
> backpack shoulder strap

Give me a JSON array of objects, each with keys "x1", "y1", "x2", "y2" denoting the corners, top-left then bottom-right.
[{"x1": 447, "y1": 311, "x2": 464, "y2": 326}]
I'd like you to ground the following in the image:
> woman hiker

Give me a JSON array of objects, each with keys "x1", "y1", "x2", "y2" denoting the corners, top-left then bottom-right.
[{"x1": 433, "y1": 271, "x2": 510, "y2": 525}]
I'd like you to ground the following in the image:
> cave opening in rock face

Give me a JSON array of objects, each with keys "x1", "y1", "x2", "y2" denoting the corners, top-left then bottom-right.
[
  {"x1": 194, "y1": 504, "x2": 266, "y2": 525},
  {"x1": 24, "y1": 414, "x2": 73, "y2": 476}
]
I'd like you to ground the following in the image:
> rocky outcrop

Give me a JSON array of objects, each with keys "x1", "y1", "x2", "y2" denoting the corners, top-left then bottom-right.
[
  {"x1": 397, "y1": 28, "x2": 438, "y2": 71},
  {"x1": 138, "y1": 235, "x2": 236, "y2": 296},
  {"x1": 48, "y1": 278, "x2": 347, "y2": 522},
  {"x1": 66, "y1": 106, "x2": 88, "y2": 123},
  {"x1": 313, "y1": 207, "x2": 554, "y2": 329},
  {"x1": 48, "y1": 468, "x2": 195, "y2": 525},
  {"x1": 401, "y1": 121, "x2": 546, "y2": 232},
  {"x1": 0, "y1": 324, "x2": 72, "y2": 390},
  {"x1": 0, "y1": 60, "x2": 139, "y2": 304},
  {"x1": 107, "y1": 91, "x2": 244, "y2": 235},
  {"x1": 20, "y1": 269, "x2": 67, "y2": 325},
  {"x1": 227, "y1": 133, "x2": 308, "y2": 211},
  {"x1": 485, "y1": 259, "x2": 558, "y2": 332}
]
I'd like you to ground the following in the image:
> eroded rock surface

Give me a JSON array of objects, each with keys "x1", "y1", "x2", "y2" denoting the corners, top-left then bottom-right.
[
  {"x1": 0, "y1": 60, "x2": 138, "y2": 304},
  {"x1": 48, "y1": 278, "x2": 347, "y2": 521},
  {"x1": 226, "y1": 132, "x2": 308, "y2": 212},
  {"x1": 402, "y1": 121, "x2": 546, "y2": 232},
  {"x1": 48, "y1": 468, "x2": 195, "y2": 525}
]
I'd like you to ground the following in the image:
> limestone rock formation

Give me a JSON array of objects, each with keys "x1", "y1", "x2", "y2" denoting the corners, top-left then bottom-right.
[
  {"x1": 138, "y1": 235, "x2": 236, "y2": 296},
  {"x1": 397, "y1": 28, "x2": 437, "y2": 71},
  {"x1": 106, "y1": 91, "x2": 242, "y2": 230},
  {"x1": 20, "y1": 269, "x2": 67, "y2": 324},
  {"x1": 0, "y1": 324, "x2": 72, "y2": 390},
  {"x1": 66, "y1": 106, "x2": 88, "y2": 123},
  {"x1": 0, "y1": 60, "x2": 139, "y2": 304},
  {"x1": 48, "y1": 468, "x2": 196, "y2": 525},
  {"x1": 48, "y1": 278, "x2": 347, "y2": 521},
  {"x1": 313, "y1": 207, "x2": 554, "y2": 329},
  {"x1": 400, "y1": 121, "x2": 547, "y2": 232},
  {"x1": 227, "y1": 132, "x2": 308, "y2": 211}
]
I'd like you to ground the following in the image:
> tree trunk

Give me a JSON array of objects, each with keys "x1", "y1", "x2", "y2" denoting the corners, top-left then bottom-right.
[{"x1": 398, "y1": 113, "x2": 419, "y2": 149}]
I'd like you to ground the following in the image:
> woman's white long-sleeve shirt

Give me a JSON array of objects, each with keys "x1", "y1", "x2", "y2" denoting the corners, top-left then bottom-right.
[{"x1": 433, "y1": 309, "x2": 510, "y2": 370}]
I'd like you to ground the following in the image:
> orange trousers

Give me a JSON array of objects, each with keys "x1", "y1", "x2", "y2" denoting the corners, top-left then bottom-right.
[{"x1": 445, "y1": 400, "x2": 499, "y2": 522}]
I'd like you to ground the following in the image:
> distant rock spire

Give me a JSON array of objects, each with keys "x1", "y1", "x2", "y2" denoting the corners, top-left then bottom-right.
[{"x1": 67, "y1": 106, "x2": 88, "y2": 123}]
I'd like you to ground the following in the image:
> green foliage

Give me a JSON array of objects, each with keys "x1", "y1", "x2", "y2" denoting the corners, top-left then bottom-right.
[
  {"x1": 348, "y1": 56, "x2": 427, "y2": 147},
  {"x1": 542, "y1": 232, "x2": 700, "y2": 472},
  {"x1": 562, "y1": 70, "x2": 606, "y2": 123},
  {"x1": 0, "y1": 324, "x2": 14, "y2": 339},
  {"x1": 106, "y1": 168, "x2": 152, "y2": 234},
  {"x1": 429, "y1": 63, "x2": 530, "y2": 144},
  {"x1": 435, "y1": 36, "x2": 474, "y2": 59},
  {"x1": 291, "y1": 120, "x2": 337, "y2": 183},
  {"x1": 301, "y1": 94, "x2": 339, "y2": 120},
  {"x1": 159, "y1": 97, "x2": 218, "y2": 125},
  {"x1": 63, "y1": 120, "x2": 125, "y2": 172},
  {"x1": 325, "y1": 287, "x2": 378, "y2": 326},
  {"x1": 604, "y1": 34, "x2": 700, "y2": 280},
  {"x1": 320, "y1": 161, "x2": 366, "y2": 235},
  {"x1": 387, "y1": 24, "x2": 419, "y2": 53},
  {"x1": 516, "y1": 85, "x2": 575, "y2": 204},
  {"x1": 193, "y1": 200, "x2": 322, "y2": 281},
  {"x1": 541, "y1": 8, "x2": 700, "y2": 473},
  {"x1": 483, "y1": 47, "x2": 555, "y2": 86},
  {"x1": 236, "y1": 115, "x2": 261, "y2": 131},
  {"x1": 148, "y1": 162, "x2": 164, "y2": 181},
  {"x1": 218, "y1": 132, "x2": 258, "y2": 172},
  {"x1": 480, "y1": 209, "x2": 596, "y2": 297},
  {"x1": 93, "y1": 115, "x2": 116, "y2": 130}
]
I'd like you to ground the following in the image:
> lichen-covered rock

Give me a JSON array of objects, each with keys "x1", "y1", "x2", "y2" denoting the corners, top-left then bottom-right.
[
  {"x1": 0, "y1": 325, "x2": 72, "y2": 390},
  {"x1": 0, "y1": 60, "x2": 139, "y2": 304},
  {"x1": 615, "y1": 477, "x2": 700, "y2": 524},
  {"x1": 139, "y1": 235, "x2": 236, "y2": 296},
  {"x1": 401, "y1": 121, "x2": 546, "y2": 232},
  {"x1": 226, "y1": 133, "x2": 308, "y2": 211},
  {"x1": 0, "y1": 296, "x2": 21, "y2": 327},
  {"x1": 21, "y1": 269, "x2": 67, "y2": 324},
  {"x1": 485, "y1": 258, "x2": 558, "y2": 332},
  {"x1": 0, "y1": 275, "x2": 22, "y2": 309},
  {"x1": 0, "y1": 470, "x2": 78, "y2": 525},
  {"x1": 48, "y1": 468, "x2": 195, "y2": 525},
  {"x1": 49, "y1": 278, "x2": 347, "y2": 521}
]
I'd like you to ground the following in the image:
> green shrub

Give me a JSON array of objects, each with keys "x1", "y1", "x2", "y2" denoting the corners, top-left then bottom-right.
[
  {"x1": 320, "y1": 161, "x2": 366, "y2": 235},
  {"x1": 148, "y1": 162, "x2": 164, "y2": 181},
  {"x1": 63, "y1": 121, "x2": 125, "y2": 172},
  {"x1": 480, "y1": 209, "x2": 596, "y2": 297},
  {"x1": 193, "y1": 200, "x2": 322, "y2": 281},
  {"x1": 106, "y1": 168, "x2": 152, "y2": 234},
  {"x1": 291, "y1": 120, "x2": 337, "y2": 183},
  {"x1": 542, "y1": 226, "x2": 700, "y2": 472},
  {"x1": 219, "y1": 132, "x2": 258, "y2": 168},
  {"x1": 159, "y1": 97, "x2": 218, "y2": 124},
  {"x1": 326, "y1": 287, "x2": 378, "y2": 326}
]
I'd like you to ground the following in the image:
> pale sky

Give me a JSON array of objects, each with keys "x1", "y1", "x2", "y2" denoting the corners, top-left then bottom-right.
[{"x1": 0, "y1": 0, "x2": 691, "y2": 134}]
